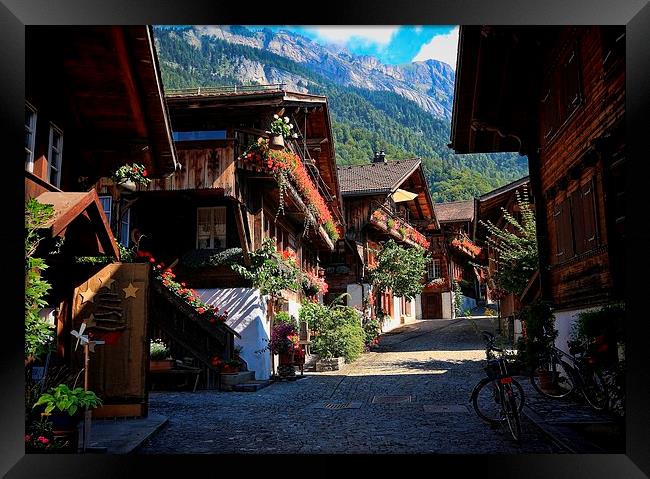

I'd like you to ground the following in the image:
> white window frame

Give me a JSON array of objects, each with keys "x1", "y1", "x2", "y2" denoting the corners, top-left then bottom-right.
[
  {"x1": 47, "y1": 123, "x2": 64, "y2": 188},
  {"x1": 196, "y1": 206, "x2": 227, "y2": 250},
  {"x1": 427, "y1": 259, "x2": 441, "y2": 280},
  {"x1": 120, "y1": 207, "x2": 131, "y2": 247},
  {"x1": 25, "y1": 103, "x2": 37, "y2": 172},
  {"x1": 98, "y1": 195, "x2": 113, "y2": 227}
]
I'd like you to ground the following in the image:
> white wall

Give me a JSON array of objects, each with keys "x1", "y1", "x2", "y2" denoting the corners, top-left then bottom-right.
[
  {"x1": 346, "y1": 284, "x2": 364, "y2": 309},
  {"x1": 442, "y1": 292, "x2": 453, "y2": 319},
  {"x1": 196, "y1": 288, "x2": 271, "y2": 380},
  {"x1": 553, "y1": 306, "x2": 599, "y2": 353},
  {"x1": 415, "y1": 294, "x2": 422, "y2": 320}
]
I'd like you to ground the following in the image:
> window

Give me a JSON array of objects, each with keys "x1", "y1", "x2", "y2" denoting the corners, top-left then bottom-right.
[
  {"x1": 173, "y1": 130, "x2": 227, "y2": 142},
  {"x1": 25, "y1": 103, "x2": 37, "y2": 172},
  {"x1": 196, "y1": 207, "x2": 227, "y2": 249},
  {"x1": 563, "y1": 49, "x2": 582, "y2": 118},
  {"x1": 427, "y1": 259, "x2": 441, "y2": 280},
  {"x1": 120, "y1": 208, "x2": 131, "y2": 246},
  {"x1": 553, "y1": 179, "x2": 599, "y2": 264},
  {"x1": 99, "y1": 196, "x2": 113, "y2": 227},
  {"x1": 48, "y1": 124, "x2": 64, "y2": 188}
]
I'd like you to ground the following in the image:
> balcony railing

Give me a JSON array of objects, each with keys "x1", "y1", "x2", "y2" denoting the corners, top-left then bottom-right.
[
  {"x1": 166, "y1": 83, "x2": 286, "y2": 97},
  {"x1": 369, "y1": 202, "x2": 429, "y2": 249}
]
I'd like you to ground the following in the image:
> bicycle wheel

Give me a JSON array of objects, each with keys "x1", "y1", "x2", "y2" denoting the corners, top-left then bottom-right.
[
  {"x1": 472, "y1": 377, "x2": 525, "y2": 424},
  {"x1": 530, "y1": 357, "x2": 574, "y2": 398},
  {"x1": 581, "y1": 368, "x2": 608, "y2": 411},
  {"x1": 502, "y1": 383, "x2": 522, "y2": 443}
]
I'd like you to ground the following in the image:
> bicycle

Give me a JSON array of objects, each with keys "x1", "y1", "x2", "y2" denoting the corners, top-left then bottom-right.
[
  {"x1": 529, "y1": 340, "x2": 608, "y2": 411},
  {"x1": 470, "y1": 331, "x2": 525, "y2": 443}
]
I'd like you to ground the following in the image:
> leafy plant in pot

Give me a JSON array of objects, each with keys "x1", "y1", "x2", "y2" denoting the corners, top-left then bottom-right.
[
  {"x1": 32, "y1": 384, "x2": 102, "y2": 442},
  {"x1": 150, "y1": 339, "x2": 173, "y2": 371},
  {"x1": 516, "y1": 300, "x2": 558, "y2": 388}
]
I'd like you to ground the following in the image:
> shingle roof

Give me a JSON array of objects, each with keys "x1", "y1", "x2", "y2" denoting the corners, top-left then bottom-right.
[
  {"x1": 337, "y1": 159, "x2": 421, "y2": 196},
  {"x1": 433, "y1": 200, "x2": 475, "y2": 223}
]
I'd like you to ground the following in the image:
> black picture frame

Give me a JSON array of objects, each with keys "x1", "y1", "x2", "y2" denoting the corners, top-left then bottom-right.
[{"x1": 1, "y1": 0, "x2": 649, "y2": 477}]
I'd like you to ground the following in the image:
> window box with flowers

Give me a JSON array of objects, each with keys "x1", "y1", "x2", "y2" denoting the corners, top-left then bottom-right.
[
  {"x1": 238, "y1": 131, "x2": 340, "y2": 244},
  {"x1": 150, "y1": 339, "x2": 173, "y2": 371}
]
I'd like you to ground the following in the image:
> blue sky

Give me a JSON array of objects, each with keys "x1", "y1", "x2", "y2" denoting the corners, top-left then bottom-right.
[{"x1": 246, "y1": 26, "x2": 459, "y2": 68}]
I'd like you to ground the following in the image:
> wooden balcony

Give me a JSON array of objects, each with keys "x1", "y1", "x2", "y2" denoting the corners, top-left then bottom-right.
[
  {"x1": 449, "y1": 233, "x2": 482, "y2": 258},
  {"x1": 368, "y1": 204, "x2": 430, "y2": 249}
]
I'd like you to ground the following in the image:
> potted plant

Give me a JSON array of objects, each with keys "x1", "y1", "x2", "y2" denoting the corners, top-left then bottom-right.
[
  {"x1": 516, "y1": 300, "x2": 558, "y2": 386},
  {"x1": 111, "y1": 163, "x2": 151, "y2": 191},
  {"x1": 268, "y1": 321, "x2": 301, "y2": 377},
  {"x1": 220, "y1": 359, "x2": 242, "y2": 374},
  {"x1": 32, "y1": 384, "x2": 102, "y2": 445},
  {"x1": 25, "y1": 417, "x2": 73, "y2": 453},
  {"x1": 150, "y1": 339, "x2": 174, "y2": 371},
  {"x1": 268, "y1": 114, "x2": 297, "y2": 150}
]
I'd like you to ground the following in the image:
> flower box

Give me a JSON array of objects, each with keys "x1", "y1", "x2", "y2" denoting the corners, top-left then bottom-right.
[
  {"x1": 315, "y1": 357, "x2": 345, "y2": 372},
  {"x1": 150, "y1": 359, "x2": 174, "y2": 372}
]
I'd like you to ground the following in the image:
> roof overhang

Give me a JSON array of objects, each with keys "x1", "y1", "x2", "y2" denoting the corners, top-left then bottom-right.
[{"x1": 36, "y1": 190, "x2": 120, "y2": 259}]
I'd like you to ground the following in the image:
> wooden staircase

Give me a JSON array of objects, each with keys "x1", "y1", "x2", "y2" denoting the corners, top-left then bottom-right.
[{"x1": 149, "y1": 281, "x2": 240, "y2": 389}]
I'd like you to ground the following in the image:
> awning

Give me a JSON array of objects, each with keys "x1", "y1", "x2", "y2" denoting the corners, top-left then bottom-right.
[{"x1": 392, "y1": 188, "x2": 418, "y2": 203}]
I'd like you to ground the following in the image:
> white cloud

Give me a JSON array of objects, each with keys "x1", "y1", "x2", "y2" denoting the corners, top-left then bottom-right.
[
  {"x1": 413, "y1": 26, "x2": 459, "y2": 69},
  {"x1": 305, "y1": 26, "x2": 399, "y2": 46}
]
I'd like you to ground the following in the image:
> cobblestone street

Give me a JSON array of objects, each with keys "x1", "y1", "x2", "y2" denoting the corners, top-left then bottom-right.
[{"x1": 139, "y1": 318, "x2": 564, "y2": 453}]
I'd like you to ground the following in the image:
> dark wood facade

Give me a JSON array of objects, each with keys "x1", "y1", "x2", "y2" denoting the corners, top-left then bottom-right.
[
  {"x1": 121, "y1": 88, "x2": 342, "y2": 298},
  {"x1": 329, "y1": 156, "x2": 437, "y2": 320},
  {"x1": 451, "y1": 26, "x2": 625, "y2": 313}
]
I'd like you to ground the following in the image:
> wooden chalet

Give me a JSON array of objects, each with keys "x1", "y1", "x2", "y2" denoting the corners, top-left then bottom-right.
[
  {"x1": 429, "y1": 199, "x2": 482, "y2": 317},
  {"x1": 329, "y1": 152, "x2": 437, "y2": 329},
  {"x1": 120, "y1": 86, "x2": 343, "y2": 379},
  {"x1": 473, "y1": 176, "x2": 535, "y2": 336},
  {"x1": 450, "y1": 26, "x2": 625, "y2": 349},
  {"x1": 25, "y1": 26, "x2": 241, "y2": 412}
]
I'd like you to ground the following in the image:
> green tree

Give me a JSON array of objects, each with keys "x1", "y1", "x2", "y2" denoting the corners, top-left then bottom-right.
[
  {"x1": 479, "y1": 188, "x2": 538, "y2": 295},
  {"x1": 368, "y1": 239, "x2": 430, "y2": 300}
]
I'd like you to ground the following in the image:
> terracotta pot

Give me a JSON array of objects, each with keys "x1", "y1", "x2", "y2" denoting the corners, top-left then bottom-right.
[
  {"x1": 221, "y1": 364, "x2": 240, "y2": 374},
  {"x1": 150, "y1": 359, "x2": 174, "y2": 371},
  {"x1": 269, "y1": 133, "x2": 285, "y2": 150},
  {"x1": 278, "y1": 352, "x2": 295, "y2": 365},
  {"x1": 536, "y1": 370, "x2": 554, "y2": 389}
]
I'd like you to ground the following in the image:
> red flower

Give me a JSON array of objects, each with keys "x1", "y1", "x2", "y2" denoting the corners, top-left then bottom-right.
[
  {"x1": 142, "y1": 169, "x2": 148, "y2": 177},
  {"x1": 181, "y1": 282, "x2": 186, "y2": 287},
  {"x1": 37, "y1": 436, "x2": 49, "y2": 444},
  {"x1": 198, "y1": 307, "x2": 206, "y2": 314},
  {"x1": 24, "y1": 435, "x2": 31, "y2": 442},
  {"x1": 149, "y1": 257, "x2": 155, "y2": 263},
  {"x1": 209, "y1": 318, "x2": 216, "y2": 324}
]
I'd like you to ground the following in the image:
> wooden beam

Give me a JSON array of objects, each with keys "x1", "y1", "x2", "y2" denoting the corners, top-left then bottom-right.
[{"x1": 235, "y1": 203, "x2": 251, "y2": 267}]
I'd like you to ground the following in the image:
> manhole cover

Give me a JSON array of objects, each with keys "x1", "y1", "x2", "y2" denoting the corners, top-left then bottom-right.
[
  {"x1": 423, "y1": 404, "x2": 469, "y2": 413},
  {"x1": 372, "y1": 395, "x2": 412, "y2": 404},
  {"x1": 324, "y1": 402, "x2": 352, "y2": 410},
  {"x1": 312, "y1": 401, "x2": 362, "y2": 410}
]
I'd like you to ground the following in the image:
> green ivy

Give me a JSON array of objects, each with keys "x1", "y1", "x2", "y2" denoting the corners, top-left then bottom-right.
[
  {"x1": 25, "y1": 199, "x2": 55, "y2": 360},
  {"x1": 231, "y1": 239, "x2": 301, "y2": 298}
]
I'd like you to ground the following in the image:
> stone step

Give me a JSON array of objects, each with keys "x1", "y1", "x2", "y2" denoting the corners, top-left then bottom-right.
[
  {"x1": 219, "y1": 371, "x2": 255, "y2": 391},
  {"x1": 232, "y1": 380, "x2": 271, "y2": 392}
]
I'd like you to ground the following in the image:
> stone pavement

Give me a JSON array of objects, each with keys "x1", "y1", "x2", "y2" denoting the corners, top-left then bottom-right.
[
  {"x1": 138, "y1": 318, "x2": 565, "y2": 454},
  {"x1": 86, "y1": 414, "x2": 169, "y2": 453}
]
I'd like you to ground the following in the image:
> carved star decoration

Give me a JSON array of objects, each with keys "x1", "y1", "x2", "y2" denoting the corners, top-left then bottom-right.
[
  {"x1": 123, "y1": 282, "x2": 139, "y2": 299},
  {"x1": 99, "y1": 276, "x2": 116, "y2": 290},
  {"x1": 84, "y1": 314, "x2": 97, "y2": 329},
  {"x1": 79, "y1": 287, "x2": 97, "y2": 304}
]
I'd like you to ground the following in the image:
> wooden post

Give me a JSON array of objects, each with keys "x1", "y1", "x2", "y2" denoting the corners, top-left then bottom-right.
[{"x1": 82, "y1": 343, "x2": 90, "y2": 452}]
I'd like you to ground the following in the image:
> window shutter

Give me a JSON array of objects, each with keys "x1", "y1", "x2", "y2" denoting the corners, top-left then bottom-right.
[
  {"x1": 553, "y1": 203, "x2": 565, "y2": 262},
  {"x1": 570, "y1": 188, "x2": 586, "y2": 255},
  {"x1": 561, "y1": 199, "x2": 575, "y2": 259},
  {"x1": 582, "y1": 180, "x2": 598, "y2": 250},
  {"x1": 564, "y1": 48, "x2": 581, "y2": 116}
]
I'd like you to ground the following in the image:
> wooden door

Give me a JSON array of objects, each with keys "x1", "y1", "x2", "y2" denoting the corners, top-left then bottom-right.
[
  {"x1": 422, "y1": 293, "x2": 442, "y2": 319},
  {"x1": 71, "y1": 263, "x2": 149, "y2": 417}
]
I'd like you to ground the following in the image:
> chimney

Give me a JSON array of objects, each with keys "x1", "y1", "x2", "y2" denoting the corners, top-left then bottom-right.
[{"x1": 373, "y1": 150, "x2": 386, "y2": 163}]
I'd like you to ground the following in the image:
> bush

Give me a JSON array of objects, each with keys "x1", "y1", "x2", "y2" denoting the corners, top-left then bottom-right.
[
  {"x1": 150, "y1": 339, "x2": 170, "y2": 360},
  {"x1": 363, "y1": 318, "x2": 382, "y2": 346},
  {"x1": 300, "y1": 301, "x2": 365, "y2": 362},
  {"x1": 274, "y1": 311, "x2": 298, "y2": 329}
]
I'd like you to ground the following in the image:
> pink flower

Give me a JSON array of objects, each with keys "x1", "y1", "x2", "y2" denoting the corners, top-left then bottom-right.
[
  {"x1": 37, "y1": 436, "x2": 49, "y2": 444},
  {"x1": 24, "y1": 435, "x2": 31, "y2": 442}
]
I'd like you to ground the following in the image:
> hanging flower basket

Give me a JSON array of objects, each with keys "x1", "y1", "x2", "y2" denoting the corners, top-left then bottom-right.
[
  {"x1": 269, "y1": 133, "x2": 285, "y2": 150},
  {"x1": 117, "y1": 179, "x2": 137, "y2": 192}
]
